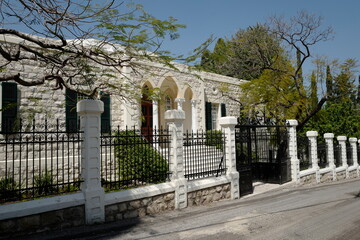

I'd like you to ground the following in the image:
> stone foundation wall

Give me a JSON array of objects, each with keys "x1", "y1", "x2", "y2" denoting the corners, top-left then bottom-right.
[
  {"x1": 349, "y1": 170, "x2": 358, "y2": 179},
  {"x1": 320, "y1": 172, "x2": 333, "y2": 183},
  {"x1": 0, "y1": 205, "x2": 84, "y2": 239},
  {"x1": 187, "y1": 184, "x2": 230, "y2": 207},
  {"x1": 105, "y1": 192, "x2": 175, "y2": 222},
  {"x1": 300, "y1": 173, "x2": 317, "y2": 185},
  {"x1": 336, "y1": 171, "x2": 346, "y2": 180}
]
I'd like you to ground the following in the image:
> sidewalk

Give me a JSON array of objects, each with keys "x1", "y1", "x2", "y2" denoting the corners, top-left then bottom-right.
[{"x1": 22, "y1": 181, "x2": 290, "y2": 240}]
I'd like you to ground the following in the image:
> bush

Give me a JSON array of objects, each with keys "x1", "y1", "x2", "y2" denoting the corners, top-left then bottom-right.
[
  {"x1": 0, "y1": 177, "x2": 20, "y2": 202},
  {"x1": 34, "y1": 170, "x2": 56, "y2": 196},
  {"x1": 205, "y1": 130, "x2": 224, "y2": 150},
  {"x1": 114, "y1": 130, "x2": 169, "y2": 185}
]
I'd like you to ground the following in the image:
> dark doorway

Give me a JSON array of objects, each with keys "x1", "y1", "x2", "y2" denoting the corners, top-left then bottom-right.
[{"x1": 141, "y1": 88, "x2": 153, "y2": 139}]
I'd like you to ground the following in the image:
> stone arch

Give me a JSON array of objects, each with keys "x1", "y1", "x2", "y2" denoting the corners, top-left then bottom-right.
[
  {"x1": 159, "y1": 76, "x2": 179, "y2": 127},
  {"x1": 183, "y1": 87, "x2": 194, "y2": 132}
]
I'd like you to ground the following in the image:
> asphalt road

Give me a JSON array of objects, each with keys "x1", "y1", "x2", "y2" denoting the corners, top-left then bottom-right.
[{"x1": 30, "y1": 179, "x2": 360, "y2": 240}]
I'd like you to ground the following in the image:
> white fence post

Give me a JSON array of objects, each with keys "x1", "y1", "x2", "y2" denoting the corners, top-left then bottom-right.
[
  {"x1": 220, "y1": 117, "x2": 239, "y2": 200},
  {"x1": 307, "y1": 131, "x2": 320, "y2": 183},
  {"x1": 287, "y1": 120, "x2": 300, "y2": 184},
  {"x1": 337, "y1": 136, "x2": 348, "y2": 178},
  {"x1": 324, "y1": 133, "x2": 336, "y2": 181},
  {"x1": 165, "y1": 109, "x2": 187, "y2": 209},
  {"x1": 349, "y1": 138, "x2": 357, "y2": 167},
  {"x1": 77, "y1": 99, "x2": 105, "y2": 224}
]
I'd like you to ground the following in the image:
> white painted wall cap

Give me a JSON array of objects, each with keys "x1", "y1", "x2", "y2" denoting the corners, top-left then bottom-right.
[
  {"x1": 219, "y1": 116, "x2": 237, "y2": 126},
  {"x1": 164, "y1": 109, "x2": 185, "y2": 120},
  {"x1": 349, "y1": 137, "x2": 357, "y2": 143},
  {"x1": 286, "y1": 119, "x2": 298, "y2": 126},
  {"x1": 77, "y1": 99, "x2": 104, "y2": 114},
  {"x1": 306, "y1": 131, "x2": 318, "y2": 137},
  {"x1": 337, "y1": 136, "x2": 347, "y2": 141},
  {"x1": 324, "y1": 133, "x2": 334, "y2": 139}
]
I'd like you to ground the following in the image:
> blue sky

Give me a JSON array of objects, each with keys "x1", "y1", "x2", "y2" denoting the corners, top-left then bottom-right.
[{"x1": 138, "y1": 0, "x2": 360, "y2": 77}]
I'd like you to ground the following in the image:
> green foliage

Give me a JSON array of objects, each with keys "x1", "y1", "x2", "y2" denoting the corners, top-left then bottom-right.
[
  {"x1": 200, "y1": 24, "x2": 282, "y2": 80},
  {"x1": 34, "y1": 170, "x2": 56, "y2": 196},
  {"x1": 115, "y1": 130, "x2": 168, "y2": 184},
  {"x1": 0, "y1": 177, "x2": 20, "y2": 201},
  {"x1": 310, "y1": 71, "x2": 318, "y2": 109},
  {"x1": 205, "y1": 130, "x2": 224, "y2": 150}
]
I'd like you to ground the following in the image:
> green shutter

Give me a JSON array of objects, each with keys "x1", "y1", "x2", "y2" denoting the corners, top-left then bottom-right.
[
  {"x1": 221, "y1": 103, "x2": 226, "y2": 117},
  {"x1": 1, "y1": 82, "x2": 18, "y2": 132},
  {"x1": 65, "y1": 89, "x2": 78, "y2": 132},
  {"x1": 100, "y1": 93, "x2": 111, "y2": 133},
  {"x1": 205, "y1": 101, "x2": 212, "y2": 130}
]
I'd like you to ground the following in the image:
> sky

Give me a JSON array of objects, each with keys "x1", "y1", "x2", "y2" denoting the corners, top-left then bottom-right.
[{"x1": 137, "y1": 0, "x2": 360, "y2": 77}]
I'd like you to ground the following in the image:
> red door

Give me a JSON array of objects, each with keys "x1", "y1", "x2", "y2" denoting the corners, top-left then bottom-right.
[{"x1": 141, "y1": 100, "x2": 153, "y2": 140}]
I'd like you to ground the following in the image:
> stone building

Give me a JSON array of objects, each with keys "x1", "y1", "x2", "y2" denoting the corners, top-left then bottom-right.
[{"x1": 0, "y1": 36, "x2": 244, "y2": 132}]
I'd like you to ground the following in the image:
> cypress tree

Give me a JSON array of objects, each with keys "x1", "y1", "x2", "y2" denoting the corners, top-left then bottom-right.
[
  {"x1": 326, "y1": 65, "x2": 333, "y2": 99},
  {"x1": 310, "y1": 71, "x2": 318, "y2": 108}
]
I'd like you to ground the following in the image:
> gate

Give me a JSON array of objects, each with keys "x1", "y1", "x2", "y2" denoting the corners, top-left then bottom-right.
[{"x1": 235, "y1": 124, "x2": 291, "y2": 197}]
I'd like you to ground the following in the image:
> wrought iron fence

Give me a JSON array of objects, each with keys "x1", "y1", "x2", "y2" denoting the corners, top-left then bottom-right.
[
  {"x1": 318, "y1": 142, "x2": 328, "y2": 168},
  {"x1": 0, "y1": 119, "x2": 82, "y2": 204},
  {"x1": 183, "y1": 130, "x2": 226, "y2": 180},
  {"x1": 334, "y1": 141, "x2": 341, "y2": 167},
  {"x1": 100, "y1": 127, "x2": 171, "y2": 191},
  {"x1": 346, "y1": 142, "x2": 353, "y2": 166},
  {"x1": 297, "y1": 135, "x2": 310, "y2": 170}
]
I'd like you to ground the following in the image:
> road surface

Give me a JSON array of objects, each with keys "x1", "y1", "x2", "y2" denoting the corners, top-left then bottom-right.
[{"x1": 29, "y1": 179, "x2": 360, "y2": 240}]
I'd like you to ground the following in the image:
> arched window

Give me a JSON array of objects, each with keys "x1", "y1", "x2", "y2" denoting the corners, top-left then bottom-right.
[{"x1": 165, "y1": 96, "x2": 172, "y2": 111}]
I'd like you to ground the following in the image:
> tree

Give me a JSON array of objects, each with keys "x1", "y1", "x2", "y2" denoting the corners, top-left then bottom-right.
[
  {"x1": 300, "y1": 60, "x2": 360, "y2": 139},
  {"x1": 200, "y1": 24, "x2": 282, "y2": 80},
  {"x1": 0, "y1": 0, "x2": 194, "y2": 98},
  {"x1": 310, "y1": 71, "x2": 318, "y2": 109},
  {"x1": 326, "y1": 65, "x2": 333, "y2": 98}
]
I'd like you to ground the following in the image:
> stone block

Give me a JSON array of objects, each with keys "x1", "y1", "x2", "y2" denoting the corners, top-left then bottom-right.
[
  {"x1": 18, "y1": 215, "x2": 41, "y2": 232},
  {"x1": 123, "y1": 210, "x2": 138, "y2": 219}
]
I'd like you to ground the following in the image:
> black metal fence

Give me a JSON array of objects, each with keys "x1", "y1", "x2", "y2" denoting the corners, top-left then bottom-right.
[
  {"x1": 318, "y1": 142, "x2": 328, "y2": 168},
  {"x1": 334, "y1": 141, "x2": 341, "y2": 167},
  {"x1": 346, "y1": 142, "x2": 353, "y2": 166},
  {"x1": 183, "y1": 130, "x2": 226, "y2": 180},
  {"x1": 100, "y1": 127, "x2": 171, "y2": 191},
  {"x1": 297, "y1": 135, "x2": 310, "y2": 170},
  {"x1": 0, "y1": 119, "x2": 82, "y2": 204}
]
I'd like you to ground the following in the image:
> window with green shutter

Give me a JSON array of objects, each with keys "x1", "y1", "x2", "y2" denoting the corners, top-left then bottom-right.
[
  {"x1": 221, "y1": 103, "x2": 226, "y2": 117},
  {"x1": 205, "y1": 101, "x2": 212, "y2": 130},
  {"x1": 100, "y1": 93, "x2": 111, "y2": 133},
  {"x1": 1, "y1": 82, "x2": 18, "y2": 133},
  {"x1": 65, "y1": 88, "x2": 78, "y2": 132}
]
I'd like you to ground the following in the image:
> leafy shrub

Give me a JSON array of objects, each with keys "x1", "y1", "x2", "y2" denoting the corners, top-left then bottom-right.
[
  {"x1": 0, "y1": 177, "x2": 20, "y2": 202},
  {"x1": 34, "y1": 170, "x2": 56, "y2": 196},
  {"x1": 114, "y1": 130, "x2": 169, "y2": 185},
  {"x1": 205, "y1": 130, "x2": 224, "y2": 150}
]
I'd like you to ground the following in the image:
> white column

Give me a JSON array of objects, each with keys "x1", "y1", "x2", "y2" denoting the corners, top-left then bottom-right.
[
  {"x1": 287, "y1": 120, "x2": 300, "y2": 184},
  {"x1": 307, "y1": 131, "x2": 320, "y2": 183},
  {"x1": 349, "y1": 138, "x2": 357, "y2": 167},
  {"x1": 324, "y1": 133, "x2": 336, "y2": 181},
  {"x1": 220, "y1": 116, "x2": 239, "y2": 200},
  {"x1": 77, "y1": 100, "x2": 105, "y2": 224},
  {"x1": 152, "y1": 100, "x2": 159, "y2": 129},
  {"x1": 165, "y1": 109, "x2": 187, "y2": 209},
  {"x1": 337, "y1": 136, "x2": 348, "y2": 178},
  {"x1": 307, "y1": 131, "x2": 319, "y2": 169},
  {"x1": 191, "y1": 100, "x2": 198, "y2": 132},
  {"x1": 337, "y1": 136, "x2": 347, "y2": 167},
  {"x1": 175, "y1": 98, "x2": 185, "y2": 110}
]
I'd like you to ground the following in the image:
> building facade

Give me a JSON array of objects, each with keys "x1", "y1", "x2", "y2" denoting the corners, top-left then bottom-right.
[{"x1": 0, "y1": 37, "x2": 244, "y2": 133}]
